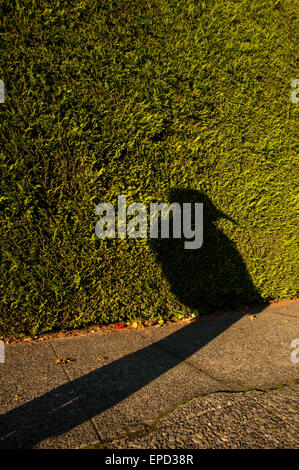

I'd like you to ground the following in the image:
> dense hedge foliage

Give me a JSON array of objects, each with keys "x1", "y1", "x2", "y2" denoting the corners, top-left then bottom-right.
[{"x1": 0, "y1": 0, "x2": 298, "y2": 336}]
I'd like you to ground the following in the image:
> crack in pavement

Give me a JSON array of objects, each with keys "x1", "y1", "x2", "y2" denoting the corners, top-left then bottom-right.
[{"x1": 84, "y1": 378, "x2": 299, "y2": 449}]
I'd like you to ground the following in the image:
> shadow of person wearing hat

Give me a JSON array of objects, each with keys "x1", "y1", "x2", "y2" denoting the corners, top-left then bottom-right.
[
  {"x1": 0, "y1": 189, "x2": 268, "y2": 449},
  {"x1": 150, "y1": 188, "x2": 264, "y2": 313}
]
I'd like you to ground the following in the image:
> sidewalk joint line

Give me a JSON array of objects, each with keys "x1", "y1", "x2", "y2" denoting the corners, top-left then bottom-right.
[{"x1": 48, "y1": 341, "x2": 103, "y2": 442}]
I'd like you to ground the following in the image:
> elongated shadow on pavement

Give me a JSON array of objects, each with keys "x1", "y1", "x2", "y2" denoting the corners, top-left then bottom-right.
[{"x1": 0, "y1": 190, "x2": 268, "y2": 448}]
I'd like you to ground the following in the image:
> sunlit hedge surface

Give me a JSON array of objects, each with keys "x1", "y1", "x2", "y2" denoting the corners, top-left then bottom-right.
[{"x1": 0, "y1": 0, "x2": 298, "y2": 336}]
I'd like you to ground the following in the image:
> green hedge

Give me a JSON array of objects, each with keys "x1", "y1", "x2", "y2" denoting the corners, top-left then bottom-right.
[{"x1": 0, "y1": 0, "x2": 298, "y2": 336}]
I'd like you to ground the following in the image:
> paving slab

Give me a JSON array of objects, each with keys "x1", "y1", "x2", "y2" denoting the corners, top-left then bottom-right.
[
  {"x1": 137, "y1": 302, "x2": 299, "y2": 388},
  {"x1": 106, "y1": 384, "x2": 299, "y2": 449},
  {"x1": 50, "y1": 330, "x2": 221, "y2": 442},
  {"x1": 0, "y1": 341, "x2": 99, "y2": 448}
]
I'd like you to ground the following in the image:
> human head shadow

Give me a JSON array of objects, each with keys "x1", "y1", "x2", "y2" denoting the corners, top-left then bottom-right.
[
  {"x1": 150, "y1": 188, "x2": 264, "y2": 312},
  {"x1": 0, "y1": 190, "x2": 268, "y2": 448}
]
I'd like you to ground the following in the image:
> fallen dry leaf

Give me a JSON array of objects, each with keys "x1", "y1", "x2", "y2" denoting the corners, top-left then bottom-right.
[
  {"x1": 55, "y1": 358, "x2": 72, "y2": 365},
  {"x1": 249, "y1": 315, "x2": 256, "y2": 320}
]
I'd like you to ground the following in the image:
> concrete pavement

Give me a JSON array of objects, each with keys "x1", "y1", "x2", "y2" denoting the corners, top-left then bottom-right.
[
  {"x1": 106, "y1": 384, "x2": 299, "y2": 449},
  {"x1": 0, "y1": 300, "x2": 298, "y2": 449}
]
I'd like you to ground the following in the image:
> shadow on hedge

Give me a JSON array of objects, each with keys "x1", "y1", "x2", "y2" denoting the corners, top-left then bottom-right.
[
  {"x1": 150, "y1": 188, "x2": 264, "y2": 312},
  {"x1": 0, "y1": 191, "x2": 268, "y2": 448}
]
